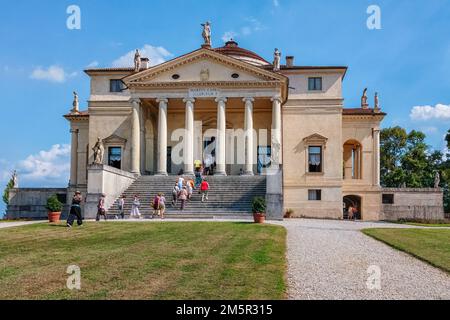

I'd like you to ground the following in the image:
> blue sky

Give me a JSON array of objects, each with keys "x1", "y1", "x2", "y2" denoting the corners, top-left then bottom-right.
[{"x1": 1, "y1": 0, "x2": 449, "y2": 216}]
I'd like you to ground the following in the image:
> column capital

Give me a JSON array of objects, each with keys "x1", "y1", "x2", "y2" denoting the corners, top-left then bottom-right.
[
  {"x1": 215, "y1": 97, "x2": 228, "y2": 104},
  {"x1": 271, "y1": 96, "x2": 282, "y2": 103},
  {"x1": 242, "y1": 97, "x2": 255, "y2": 103},
  {"x1": 183, "y1": 97, "x2": 196, "y2": 104},
  {"x1": 156, "y1": 98, "x2": 169, "y2": 104},
  {"x1": 130, "y1": 98, "x2": 141, "y2": 106},
  {"x1": 70, "y1": 128, "x2": 79, "y2": 134}
]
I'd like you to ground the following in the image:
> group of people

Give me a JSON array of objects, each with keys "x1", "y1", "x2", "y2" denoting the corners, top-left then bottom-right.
[
  {"x1": 66, "y1": 173, "x2": 211, "y2": 227},
  {"x1": 171, "y1": 175, "x2": 210, "y2": 211},
  {"x1": 346, "y1": 204, "x2": 359, "y2": 221}
]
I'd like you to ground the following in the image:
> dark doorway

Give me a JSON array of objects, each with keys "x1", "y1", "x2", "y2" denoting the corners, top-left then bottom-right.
[{"x1": 343, "y1": 195, "x2": 362, "y2": 220}]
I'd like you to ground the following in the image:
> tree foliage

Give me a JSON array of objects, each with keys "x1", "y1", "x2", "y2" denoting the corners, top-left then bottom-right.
[
  {"x1": 380, "y1": 126, "x2": 450, "y2": 213},
  {"x1": 2, "y1": 176, "x2": 14, "y2": 205}
]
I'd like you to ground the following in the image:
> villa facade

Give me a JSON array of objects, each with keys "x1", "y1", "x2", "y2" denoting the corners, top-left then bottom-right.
[{"x1": 7, "y1": 33, "x2": 445, "y2": 221}]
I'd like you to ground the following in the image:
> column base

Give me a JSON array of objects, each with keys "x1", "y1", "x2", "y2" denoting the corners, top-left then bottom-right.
[
  {"x1": 214, "y1": 171, "x2": 227, "y2": 176},
  {"x1": 243, "y1": 171, "x2": 254, "y2": 176},
  {"x1": 155, "y1": 172, "x2": 168, "y2": 176}
]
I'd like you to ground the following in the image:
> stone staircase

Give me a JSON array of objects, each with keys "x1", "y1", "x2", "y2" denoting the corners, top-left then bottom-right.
[{"x1": 107, "y1": 175, "x2": 266, "y2": 219}]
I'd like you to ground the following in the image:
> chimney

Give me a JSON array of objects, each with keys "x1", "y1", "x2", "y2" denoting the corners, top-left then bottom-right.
[
  {"x1": 140, "y1": 57, "x2": 150, "y2": 69},
  {"x1": 286, "y1": 56, "x2": 294, "y2": 68}
]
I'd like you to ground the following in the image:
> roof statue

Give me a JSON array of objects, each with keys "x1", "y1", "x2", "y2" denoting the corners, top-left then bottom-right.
[
  {"x1": 71, "y1": 91, "x2": 79, "y2": 114},
  {"x1": 134, "y1": 49, "x2": 141, "y2": 72},
  {"x1": 361, "y1": 88, "x2": 369, "y2": 108},
  {"x1": 201, "y1": 21, "x2": 212, "y2": 47},
  {"x1": 273, "y1": 48, "x2": 281, "y2": 71}
]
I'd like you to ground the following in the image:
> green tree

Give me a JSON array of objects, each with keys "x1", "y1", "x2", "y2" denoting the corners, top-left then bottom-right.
[
  {"x1": 2, "y1": 176, "x2": 14, "y2": 205},
  {"x1": 380, "y1": 126, "x2": 407, "y2": 187}
]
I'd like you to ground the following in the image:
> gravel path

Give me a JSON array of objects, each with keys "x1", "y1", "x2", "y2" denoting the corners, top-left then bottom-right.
[
  {"x1": 0, "y1": 221, "x2": 44, "y2": 229},
  {"x1": 272, "y1": 219, "x2": 450, "y2": 300}
]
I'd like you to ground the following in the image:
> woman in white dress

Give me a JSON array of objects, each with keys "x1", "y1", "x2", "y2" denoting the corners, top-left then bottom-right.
[{"x1": 131, "y1": 194, "x2": 141, "y2": 219}]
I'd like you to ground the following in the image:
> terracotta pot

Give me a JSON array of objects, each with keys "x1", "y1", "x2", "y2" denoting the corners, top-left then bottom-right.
[
  {"x1": 253, "y1": 213, "x2": 266, "y2": 224},
  {"x1": 48, "y1": 212, "x2": 61, "y2": 223}
]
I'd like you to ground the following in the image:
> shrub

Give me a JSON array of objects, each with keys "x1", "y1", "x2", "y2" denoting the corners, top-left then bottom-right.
[
  {"x1": 46, "y1": 195, "x2": 63, "y2": 212},
  {"x1": 252, "y1": 197, "x2": 266, "y2": 214}
]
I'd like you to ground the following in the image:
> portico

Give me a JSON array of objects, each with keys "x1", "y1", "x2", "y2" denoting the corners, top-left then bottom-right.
[
  {"x1": 120, "y1": 45, "x2": 288, "y2": 176},
  {"x1": 125, "y1": 92, "x2": 285, "y2": 176}
]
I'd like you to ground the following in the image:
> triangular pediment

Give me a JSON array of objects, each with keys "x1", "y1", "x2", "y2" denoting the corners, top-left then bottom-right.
[
  {"x1": 123, "y1": 48, "x2": 287, "y2": 86},
  {"x1": 303, "y1": 133, "x2": 328, "y2": 145},
  {"x1": 102, "y1": 134, "x2": 127, "y2": 146}
]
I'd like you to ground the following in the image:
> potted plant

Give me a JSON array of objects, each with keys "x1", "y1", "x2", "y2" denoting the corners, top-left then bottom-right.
[
  {"x1": 46, "y1": 194, "x2": 63, "y2": 223},
  {"x1": 284, "y1": 208, "x2": 294, "y2": 219},
  {"x1": 252, "y1": 197, "x2": 266, "y2": 224}
]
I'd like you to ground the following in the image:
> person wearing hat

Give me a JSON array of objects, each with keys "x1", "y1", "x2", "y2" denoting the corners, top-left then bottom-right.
[
  {"x1": 67, "y1": 191, "x2": 83, "y2": 228},
  {"x1": 96, "y1": 193, "x2": 107, "y2": 221}
]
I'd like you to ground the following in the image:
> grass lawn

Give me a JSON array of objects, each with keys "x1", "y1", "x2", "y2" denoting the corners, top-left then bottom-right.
[
  {"x1": 0, "y1": 222, "x2": 286, "y2": 300},
  {"x1": 403, "y1": 222, "x2": 450, "y2": 228},
  {"x1": 363, "y1": 228, "x2": 450, "y2": 273}
]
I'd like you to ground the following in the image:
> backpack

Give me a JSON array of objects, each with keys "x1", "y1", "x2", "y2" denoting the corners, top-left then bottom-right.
[{"x1": 153, "y1": 196, "x2": 160, "y2": 210}]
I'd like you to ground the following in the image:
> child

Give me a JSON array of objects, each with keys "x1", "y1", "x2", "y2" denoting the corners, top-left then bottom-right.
[
  {"x1": 96, "y1": 193, "x2": 107, "y2": 221},
  {"x1": 131, "y1": 194, "x2": 141, "y2": 219},
  {"x1": 179, "y1": 187, "x2": 188, "y2": 211},
  {"x1": 152, "y1": 194, "x2": 161, "y2": 218}
]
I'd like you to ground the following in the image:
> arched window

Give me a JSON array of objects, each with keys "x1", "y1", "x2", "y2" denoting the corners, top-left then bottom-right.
[{"x1": 343, "y1": 140, "x2": 362, "y2": 180}]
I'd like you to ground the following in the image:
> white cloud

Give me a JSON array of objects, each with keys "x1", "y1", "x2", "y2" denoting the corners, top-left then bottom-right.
[
  {"x1": 30, "y1": 65, "x2": 76, "y2": 83},
  {"x1": 16, "y1": 144, "x2": 70, "y2": 183},
  {"x1": 112, "y1": 45, "x2": 173, "y2": 68},
  {"x1": 87, "y1": 61, "x2": 99, "y2": 68},
  {"x1": 220, "y1": 17, "x2": 266, "y2": 43},
  {"x1": 410, "y1": 103, "x2": 450, "y2": 121},
  {"x1": 221, "y1": 31, "x2": 237, "y2": 42}
]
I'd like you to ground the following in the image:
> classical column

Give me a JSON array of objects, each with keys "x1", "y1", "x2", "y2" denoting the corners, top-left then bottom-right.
[
  {"x1": 373, "y1": 129, "x2": 381, "y2": 186},
  {"x1": 130, "y1": 98, "x2": 141, "y2": 174},
  {"x1": 70, "y1": 128, "x2": 79, "y2": 186},
  {"x1": 271, "y1": 96, "x2": 282, "y2": 166},
  {"x1": 243, "y1": 97, "x2": 255, "y2": 175},
  {"x1": 215, "y1": 97, "x2": 227, "y2": 176},
  {"x1": 183, "y1": 98, "x2": 195, "y2": 175},
  {"x1": 156, "y1": 98, "x2": 168, "y2": 175}
]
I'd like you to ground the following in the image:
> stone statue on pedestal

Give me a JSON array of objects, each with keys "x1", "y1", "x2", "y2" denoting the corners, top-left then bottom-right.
[
  {"x1": 361, "y1": 88, "x2": 368, "y2": 108},
  {"x1": 92, "y1": 138, "x2": 104, "y2": 164},
  {"x1": 134, "y1": 49, "x2": 141, "y2": 72},
  {"x1": 273, "y1": 48, "x2": 281, "y2": 71},
  {"x1": 374, "y1": 92, "x2": 380, "y2": 112},
  {"x1": 434, "y1": 172, "x2": 440, "y2": 188},
  {"x1": 12, "y1": 170, "x2": 18, "y2": 188},
  {"x1": 201, "y1": 22, "x2": 212, "y2": 46},
  {"x1": 71, "y1": 91, "x2": 79, "y2": 113}
]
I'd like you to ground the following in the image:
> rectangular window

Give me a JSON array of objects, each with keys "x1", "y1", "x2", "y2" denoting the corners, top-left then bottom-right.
[
  {"x1": 110, "y1": 80, "x2": 125, "y2": 92},
  {"x1": 308, "y1": 77, "x2": 322, "y2": 91},
  {"x1": 108, "y1": 147, "x2": 122, "y2": 169},
  {"x1": 382, "y1": 194, "x2": 394, "y2": 204},
  {"x1": 308, "y1": 190, "x2": 322, "y2": 201},
  {"x1": 308, "y1": 146, "x2": 322, "y2": 173}
]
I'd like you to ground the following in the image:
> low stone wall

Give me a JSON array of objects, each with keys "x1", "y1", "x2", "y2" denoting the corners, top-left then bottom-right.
[
  {"x1": 6, "y1": 188, "x2": 69, "y2": 220},
  {"x1": 85, "y1": 164, "x2": 137, "y2": 218},
  {"x1": 381, "y1": 188, "x2": 444, "y2": 221}
]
